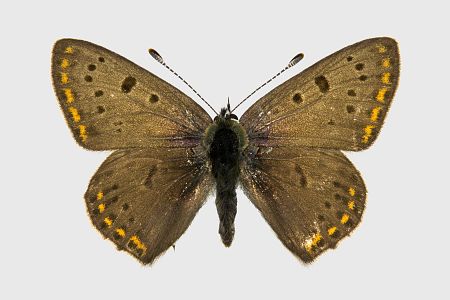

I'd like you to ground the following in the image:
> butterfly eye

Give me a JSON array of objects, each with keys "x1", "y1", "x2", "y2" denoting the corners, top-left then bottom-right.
[{"x1": 230, "y1": 114, "x2": 238, "y2": 120}]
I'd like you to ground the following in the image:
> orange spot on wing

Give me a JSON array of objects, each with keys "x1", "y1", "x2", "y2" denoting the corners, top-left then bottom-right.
[
  {"x1": 348, "y1": 187, "x2": 356, "y2": 196},
  {"x1": 328, "y1": 227, "x2": 337, "y2": 236},
  {"x1": 376, "y1": 88, "x2": 388, "y2": 103},
  {"x1": 68, "y1": 107, "x2": 81, "y2": 122},
  {"x1": 61, "y1": 72, "x2": 69, "y2": 84},
  {"x1": 371, "y1": 107, "x2": 382, "y2": 122},
  {"x1": 341, "y1": 214, "x2": 350, "y2": 224},
  {"x1": 305, "y1": 233, "x2": 323, "y2": 253},
  {"x1": 130, "y1": 235, "x2": 147, "y2": 254},
  {"x1": 116, "y1": 228, "x2": 126, "y2": 237},
  {"x1": 348, "y1": 201, "x2": 355, "y2": 210},
  {"x1": 63, "y1": 88, "x2": 74, "y2": 103},
  {"x1": 362, "y1": 125, "x2": 375, "y2": 143},
  {"x1": 61, "y1": 58, "x2": 70, "y2": 69},
  {"x1": 64, "y1": 47, "x2": 74, "y2": 54},
  {"x1": 79, "y1": 125, "x2": 87, "y2": 143},
  {"x1": 104, "y1": 217, "x2": 112, "y2": 227}
]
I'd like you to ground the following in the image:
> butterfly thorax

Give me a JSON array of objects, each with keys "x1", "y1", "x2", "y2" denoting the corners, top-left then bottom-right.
[{"x1": 202, "y1": 108, "x2": 248, "y2": 246}]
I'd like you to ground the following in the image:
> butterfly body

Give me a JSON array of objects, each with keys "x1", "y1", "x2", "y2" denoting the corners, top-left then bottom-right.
[
  {"x1": 52, "y1": 37, "x2": 399, "y2": 264},
  {"x1": 204, "y1": 107, "x2": 248, "y2": 246}
]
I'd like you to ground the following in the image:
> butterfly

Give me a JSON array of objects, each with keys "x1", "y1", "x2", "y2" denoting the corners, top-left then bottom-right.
[{"x1": 51, "y1": 37, "x2": 399, "y2": 264}]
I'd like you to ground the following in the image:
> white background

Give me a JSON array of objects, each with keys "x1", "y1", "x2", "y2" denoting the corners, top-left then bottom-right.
[{"x1": 2, "y1": 0, "x2": 449, "y2": 299}]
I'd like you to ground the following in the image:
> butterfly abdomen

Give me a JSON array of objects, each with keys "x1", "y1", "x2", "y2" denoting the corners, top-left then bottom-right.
[{"x1": 207, "y1": 122, "x2": 242, "y2": 247}]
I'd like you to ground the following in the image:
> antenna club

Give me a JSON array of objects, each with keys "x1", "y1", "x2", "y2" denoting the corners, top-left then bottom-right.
[
  {"x1": 289, "y1": 53, "x2": 304, "y2": 67},
  {"x1": 148, "y1": 49, "x2": 164, "y2": 64},
  {"x1": 148, "y1": 48, "x2": 218, "y2": 115}
]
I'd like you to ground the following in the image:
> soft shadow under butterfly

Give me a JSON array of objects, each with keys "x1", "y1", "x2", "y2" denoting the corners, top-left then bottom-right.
[{"x1": 52, "y1": 37, "x2": 399, "y2": 264}]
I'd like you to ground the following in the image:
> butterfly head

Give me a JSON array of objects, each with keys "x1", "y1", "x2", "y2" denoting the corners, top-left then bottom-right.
[
  {"x1": 214, "y1": 99, "x2": 238, "y2": 122},
  {"x1": 215, "y1": 107, "x2": 238, "y2": 122}
]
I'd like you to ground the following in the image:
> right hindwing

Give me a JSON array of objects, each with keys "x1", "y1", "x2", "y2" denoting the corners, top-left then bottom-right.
[{"x1": 240, "y1": 146, "x2": 366, "y2": 262}]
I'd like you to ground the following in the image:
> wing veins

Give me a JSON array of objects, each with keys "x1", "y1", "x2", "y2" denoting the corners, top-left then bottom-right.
[
  {"x1": 67, "y1": 47, "x2": 209, "y2": 132},
  {"x1": 245, "y1": 46, "x2": 378, "y2": 133},
  {"x1": 141, "y1": 165, "x2": 206, "y2": 236},
  {"x1": 252, "y1": 72, "x2": 383, "y2": 133}
]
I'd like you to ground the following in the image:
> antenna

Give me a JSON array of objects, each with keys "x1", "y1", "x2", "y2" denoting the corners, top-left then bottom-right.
[
  {"x1": 230, "y1": 52, "x2": 304, "y2": 113},
  {"x1": 148, "y1": 49, "x2": 219, "y2": 115}
]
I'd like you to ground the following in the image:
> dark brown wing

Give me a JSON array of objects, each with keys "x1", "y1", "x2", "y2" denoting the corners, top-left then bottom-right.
[
  {"x1": 240, "y1": 37, "x2": 399, "y2": 151},
  {"x1": 85, "y1": 147, "x2": 213, "y2": 264},
  {"x1": 51, "y1": 39, "x2": 212, "y2": 150},
  {"x1": 240, "y1": 146, "x2": 366, "y2": 262}
]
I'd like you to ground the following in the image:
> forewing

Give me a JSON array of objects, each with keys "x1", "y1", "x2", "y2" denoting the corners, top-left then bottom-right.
[
  {"x1": 240, "y1": 37, "x2": 399, "y2": 151},
  {"x1": 52, "y1": 39, "x2": 212, "y2": 150},
  {"x1": 240, "y1": 146, "x2": 366, "y2": 262},
  {"x1": 85, "y1": 147, "x2": 213, "y2": 264}
]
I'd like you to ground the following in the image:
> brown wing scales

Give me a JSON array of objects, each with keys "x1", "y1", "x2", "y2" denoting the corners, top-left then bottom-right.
[
  {"x1": 240, "y1": 37, "x2": 399, "y2": 151},
  {"x1": 85, "y1": 147, "x2": 213, "y2": 264},
  {"x1": 53, "y1": 37, "x2": 398, "y2": 264},
  {"x1": 51, "y1": 39, "x2": 212, "y2": 150},
  {"x1": 240, "y1": 146, "x2": 366, "y2": 262}
]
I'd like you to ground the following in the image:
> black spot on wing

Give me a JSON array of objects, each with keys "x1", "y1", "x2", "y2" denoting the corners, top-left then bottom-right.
[
  {"x1": 149, "y1": 94, "x2": 159, "y2": 103},
  {"x1": 95, "y1": 90, "x2": 104, "y2": 97},
  {"x1": 97, "y1": 106, "x2": 105, "y2": 114},
  {"x1": 292, "y1": 93, "x2": 303, "y2": 104},
  {"x1": 121, "y1": 76, "x2": 137, "y2": 93},
  {"x1": 355, "y1": 63, "x2": 364, "y2": 71},
  {"x1": 314, "y1": 75, "x2": 329, "y2": 93}
]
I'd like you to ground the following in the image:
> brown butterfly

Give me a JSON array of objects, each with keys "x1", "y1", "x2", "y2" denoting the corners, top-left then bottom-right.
[{"x1": 51, "y1": 37, "x2": 399, "y2": 264}]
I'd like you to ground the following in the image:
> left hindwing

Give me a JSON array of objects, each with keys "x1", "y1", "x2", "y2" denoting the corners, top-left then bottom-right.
[
  {"x1": 85, "y1": 147, "x2": 213, "y2": 264},
  {"x1": 240, "y1": 147, "x2": 366, "y2": 262},
  {"x1": 240, "y1": 37, "x2": 399, "y2": 151}
]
